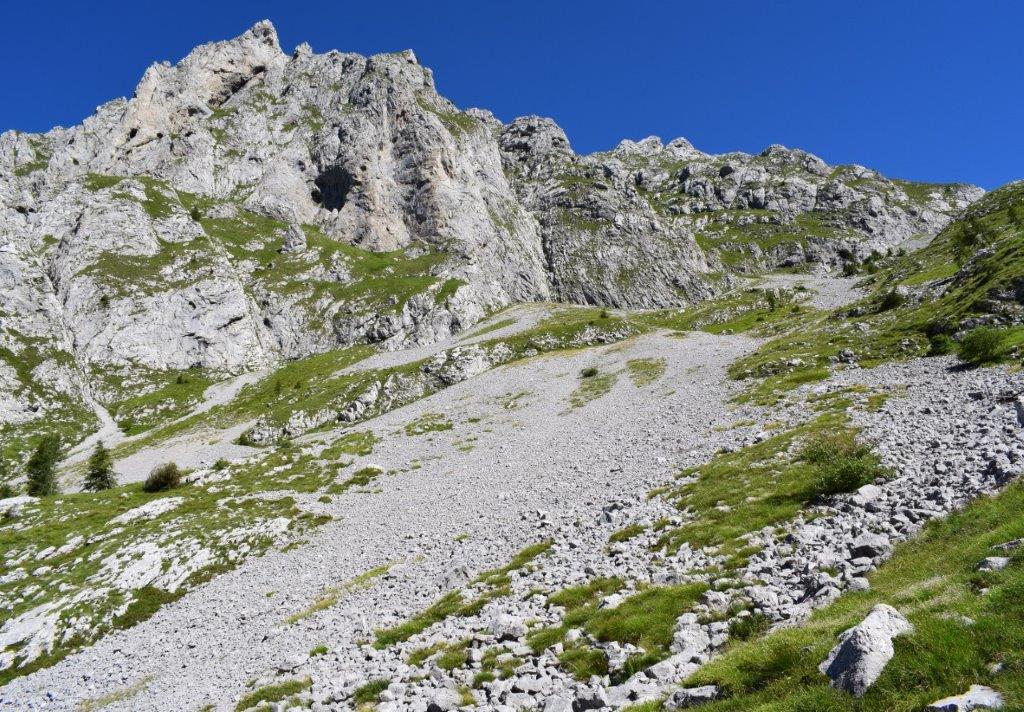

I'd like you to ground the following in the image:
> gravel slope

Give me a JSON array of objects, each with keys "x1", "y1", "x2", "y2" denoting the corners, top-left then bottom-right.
[{"x1": 1, "y1": 331, "x2": 758, "y2": 710}]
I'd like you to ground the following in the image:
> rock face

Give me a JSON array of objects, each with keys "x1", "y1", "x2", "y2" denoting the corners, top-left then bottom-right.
[
  {"x1": 0, "y1": 20, "x2": 981, "y2": 455},
  {"x1": 818, "y1": 604, "x2": 914, "y2": 696}
]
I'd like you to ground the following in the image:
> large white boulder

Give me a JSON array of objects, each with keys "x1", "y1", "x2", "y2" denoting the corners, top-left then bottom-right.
[{"x1": 818, "y1": 604, "x2": 913, "y2": 696}]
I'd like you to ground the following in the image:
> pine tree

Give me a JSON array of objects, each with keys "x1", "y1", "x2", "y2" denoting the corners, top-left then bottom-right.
[
  {"x1": 26, "y1": 435, "x2": 61, "y2": 497},
  {"x1": 0, "y1": 456, "x2": 14, "y2": 498},
  {"x1": 84, "y1": 441, "x2": 116, "y2": 491}
]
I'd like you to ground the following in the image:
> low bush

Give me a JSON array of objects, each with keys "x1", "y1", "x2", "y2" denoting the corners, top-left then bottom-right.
[
  {"x1": 927, "y1": 333, "x2": 955, "y2": 356},
  {"x1": 958, "y1": 326, "x2": 1006, "y2": 366},
  {"x1": 729, "y1": 612, "x2": 771, "y2": 641},
  {"x1": 802, "y1": 431, "x2": 885, "y2": 496},
  {"x1": 580, "y1": 367, "x2": 599, "y2": 378},
  {"x1": 877, "y1": 290, "x2": 907, "y2": 312},
  {"x1": 143, "y1": 462, "x2": 181, "y2": 493}
]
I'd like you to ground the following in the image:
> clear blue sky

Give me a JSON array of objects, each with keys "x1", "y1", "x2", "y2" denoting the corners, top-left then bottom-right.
[{"x1": 4, "y1": 1, "x2": 1021, "y2": 189}]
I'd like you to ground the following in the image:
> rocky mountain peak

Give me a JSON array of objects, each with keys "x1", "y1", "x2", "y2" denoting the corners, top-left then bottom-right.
[
  {"x1": 121, "y1": 20, "x2": 286, "y2": 150},
  {"x1": 0, "y1": 23, "x2": 984, "y2": 464}
]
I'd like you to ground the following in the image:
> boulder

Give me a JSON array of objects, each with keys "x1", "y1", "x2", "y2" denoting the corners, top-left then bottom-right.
[
  {"x1": 818, "y1": 604, "x2": 913, "y2": 696},
  {"x1": 926, "y1": 684, "x2": 1004, "y2": 711},
  {"x1": 425, "y1": 687, "x2": 463, "y2": 711},
  {"x1": 664, "y1": 685, "x2": 722, "y2": 709},
  {"x1": 573, "y1": 685, "x2": 610, "y2": 710},
  {"x1": 850, "y1": 532, "x2": 890, "y2": 559},
  {"x1": 541, "y1": 695, "x2": 573, "y2": 712},
  {"x1": 489, "y1": 613, "x2": 528, "y2": 641},
  {"x1": 975, "y1": 557, "x2": 1010, "y2": 572}
]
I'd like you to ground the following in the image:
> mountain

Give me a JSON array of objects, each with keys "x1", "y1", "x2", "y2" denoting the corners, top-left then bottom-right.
[
  {"x1": 4, "y1": 20, "x2": 1024, "y2": 712},
  {"x1": 0, "y1": 21, "x2": 980, "y2": 459}
]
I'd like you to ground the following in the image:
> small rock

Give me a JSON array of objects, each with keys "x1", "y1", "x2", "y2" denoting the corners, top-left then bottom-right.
[
  {"x1": 976, "y1": 557, "x2": 1010, "y2": 572},
  {"x1": 926, "y1": 684, "x2": 1004, "y2": 711},
  {"x1": 664, "y1": 685, "x2": 721, "y2": 709}
]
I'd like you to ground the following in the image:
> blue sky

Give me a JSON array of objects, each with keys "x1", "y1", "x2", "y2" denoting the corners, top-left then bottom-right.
[{"x1": 3, "y1": 1, "x2": 1021, "y2": 189}]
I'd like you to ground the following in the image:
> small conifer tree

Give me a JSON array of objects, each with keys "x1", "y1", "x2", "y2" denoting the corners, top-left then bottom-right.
[
  {"x1": 84, "y1": 441, "x2": 116, "y2": 491},
  {"x1": 26, "y1": 435, "x2": 61, "y2": 496}
]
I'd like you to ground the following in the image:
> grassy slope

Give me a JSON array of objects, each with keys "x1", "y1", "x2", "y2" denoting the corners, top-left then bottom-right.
[
  {"x1": 729, "y1": 182, "x2": 1024, "y2": 403},
  {"x1": 673, "y1": 481, "x2": 1024, "y2": 711}
]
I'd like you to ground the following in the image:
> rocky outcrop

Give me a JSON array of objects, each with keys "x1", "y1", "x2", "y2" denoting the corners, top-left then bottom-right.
[{"x1": 499, "y1": 118, "x2": 719, "y2": 308}]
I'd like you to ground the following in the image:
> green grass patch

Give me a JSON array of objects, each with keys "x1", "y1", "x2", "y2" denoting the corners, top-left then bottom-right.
[
  {"x1": 610, "y1": 524, "x2": 647, "y2": 544},
  {"x1": 284, "y1": 562, "x2": 392, "y2": 625},
  {"x1": 235, "y1": 677, "x2": 311, "y2": 711},
  {"x1": 626, "y1": 357, "x2": 667, "y2": 387},
  {"x1": 655, "y1": 411, "x2": 870, "y2": 566},
  {"x1": 375, "y1": 541, "x2": 552, "y2": 648},
  {"x1": 352, "y1": 678, "x2": 389, "y2": 707},
  {"x1": 569, "y1": 371, "x2": 617, "y2": 409},
  {"x1": 326, "y1": 466, "x2": 384, "y2": 495},
  {"x1": 405, "y1": 413, "x2": 454, "y2": 436}
]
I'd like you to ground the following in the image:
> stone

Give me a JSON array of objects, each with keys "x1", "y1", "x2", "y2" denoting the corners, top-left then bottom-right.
[
  {"x1": 975, "y1": 557, "x2": 1010, "y2": 572},
  {"x1": 664, "y1": 685, "x2": 721, "y2": 709},
  {"x1": 926, "y1": 684, "x2": 1004, "y2": 711},
  {"x1": 850, "y1": 533, "x2": 890, "y2": 559},
  {"x1": 573, "y1": 685, "x2": 610, "y2": 710},
  {"x1": 818, "y1": 604, "x2": 914, "y2": 696},
  {"x1": 425, "y1": 688, "x2": 463, "y2": 711},
  {"x1": 541, "y1": 696, "x2": 573, "y2": 712},
  {"x1": 490, "y1": 613, "x2": 528, "y2": 641}
]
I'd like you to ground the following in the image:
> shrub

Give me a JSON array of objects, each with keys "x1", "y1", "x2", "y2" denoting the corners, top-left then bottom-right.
[
  {"x1": 925, "y1": 318, "x2": 953, "y2": 337},
  {"x1": 958, "y1": 326, "x2": 1006, "y2": 366},
  {"x1": 802, "y1": 431, "x2": 884, "y2": 496},
  {"x1": 729, "y1": 612, "x2": 771, "y2": 641},
  {"x1": 1010, "y1": 204, "x2": 1024, "y2": 227},
  {"x1": 84, "y1": 440, "x2": 116, "y2": 491},
  {"x1": 599, "y1": 309, "x2": 609, "y2": 319},
  {"x1": 212, "y1": 458, "x2": 230, "y2": 471},
  {"x1": 143, "y1": 462, "x2": 181, "y2": 493},
  {"x1": 0, "y1": 482, "x2": 16, "y2": 499},
  {"x1": 26, "y1": 434, "x2": 61, "y2": 496},
  {"x1": 927, "y1": 333, "x2": 955, "y2": 356},
  {"x1": 877, "y1": 290, "x2": 906, "y2": 312},
  {"x1": 580, "y1": 367, "x2": 599, "y2": 378}
]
